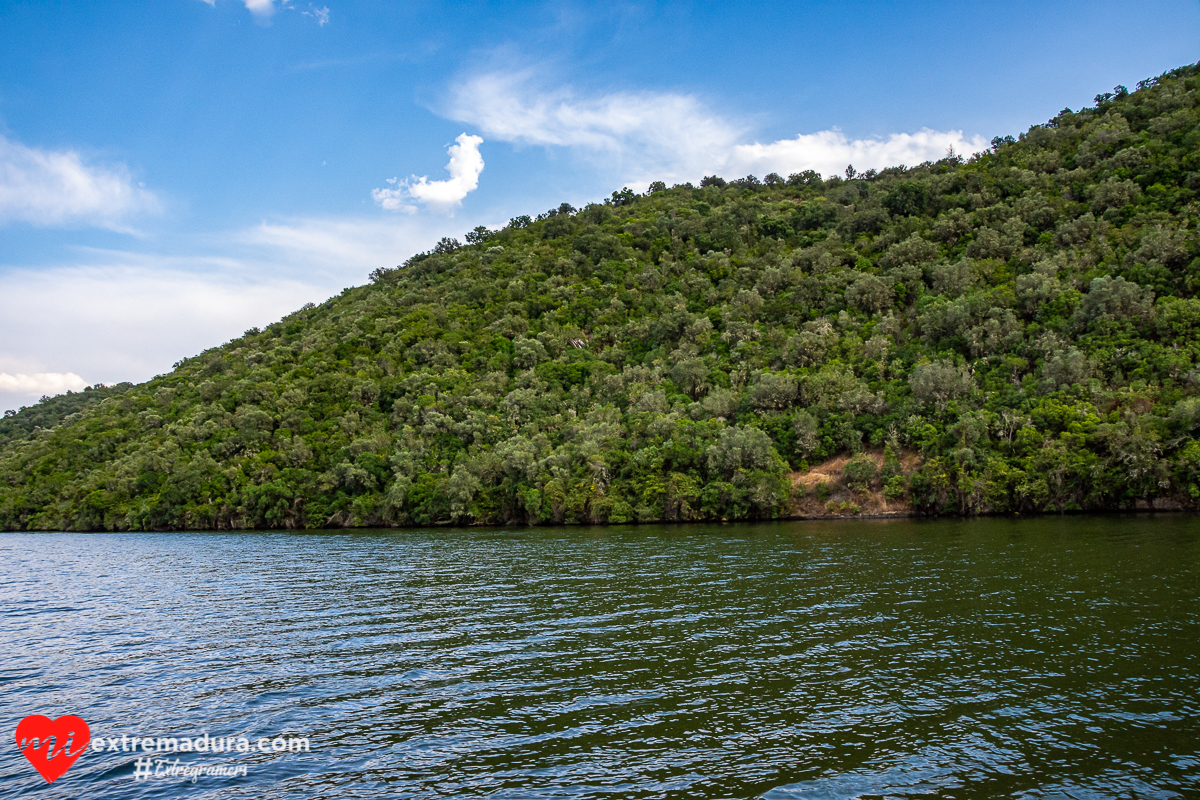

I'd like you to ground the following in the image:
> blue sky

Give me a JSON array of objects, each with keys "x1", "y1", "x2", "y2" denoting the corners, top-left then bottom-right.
[{"x1": 1, "y1": 0, "x2": 1197, "y2": 409}]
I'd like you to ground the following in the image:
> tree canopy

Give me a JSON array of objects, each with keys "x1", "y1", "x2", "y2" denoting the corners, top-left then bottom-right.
[{"x1": 3, "y1": 64, "x2": 1200, "y2": 530}]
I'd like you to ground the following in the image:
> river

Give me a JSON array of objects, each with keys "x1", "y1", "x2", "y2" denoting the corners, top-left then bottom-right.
[{"x1": 2, "y1": 515, "x2": 1198, "y2": 798}]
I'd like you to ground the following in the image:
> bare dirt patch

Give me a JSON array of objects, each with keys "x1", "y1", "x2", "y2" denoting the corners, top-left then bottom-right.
[{"x1": 787, "y1": 449, "x2": 919, "y2": 519}]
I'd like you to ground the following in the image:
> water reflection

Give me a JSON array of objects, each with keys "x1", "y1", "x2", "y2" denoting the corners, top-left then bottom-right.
[{"x1": 1, "y1": 516, "x2": 1198, "y2": 798}]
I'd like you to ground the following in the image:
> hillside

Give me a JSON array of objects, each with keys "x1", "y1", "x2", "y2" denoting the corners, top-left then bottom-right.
[{"x1": 3, "y1": 65, "x2": 1200, "y2": 530}]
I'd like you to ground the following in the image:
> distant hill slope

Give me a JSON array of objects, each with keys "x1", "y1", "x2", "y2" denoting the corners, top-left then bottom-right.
[
  {"x1": 3, "y1": 64, "x2": 1200, "y2": 530},
  {"x1": 1, "y1": 383, "x2": 132, "y2": 448}
]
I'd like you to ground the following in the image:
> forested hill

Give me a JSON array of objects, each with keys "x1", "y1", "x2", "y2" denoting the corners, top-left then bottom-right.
[{"x1": 4, "y1": 65, "x2": 1200, "y2": 531}]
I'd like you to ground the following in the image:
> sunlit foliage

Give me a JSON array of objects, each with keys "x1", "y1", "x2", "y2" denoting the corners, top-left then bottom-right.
[{"x1": 3, "y1": 65, "x2": 1200, "y2": 529}]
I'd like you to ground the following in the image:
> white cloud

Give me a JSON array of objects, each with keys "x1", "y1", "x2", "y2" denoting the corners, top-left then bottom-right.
[
  {"x1": 447, "y1": 70, "x2": 988, "y2": 187},
  {"x1": 372, "y1": 133, "x2": 485, "y2": 214},
  {"x1": 198, "y1": 0, "x2": 307, "y2": 23},
  {"x1": 302, "y1": 5, "x2": 330, "y2": 25},
  {"x1": 0, "y1": 134, "x2": 159, "y2": 231},
  {"x1": 448, "y1": 71, "x2": 740, "y2": 186},
  {"x1": 450, "y1": 72, "x2": 741, "y2": 153},
  {"x1": 0, "y1": 263, "x2": 321, "y2": 411},
  {"x1": 370, "y1": 179, "x2": 415, "y2": 214},
  {"x1": 728, "y1": 128, "x2": 990, "y2": 179},
  {"x1": 243, "y1": 0, "x2": 276, "y2": 20},
  {"x1": 0, "y1": 372, "x2": 87, "y2": 398},
  {"x1": 0, "y1": 210, "x2": 493, "y2": 412}
]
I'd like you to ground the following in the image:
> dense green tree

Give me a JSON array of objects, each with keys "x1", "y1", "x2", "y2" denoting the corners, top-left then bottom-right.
[{"x1": 3, "y1": 64, "x2": 1200, "y2": 529}]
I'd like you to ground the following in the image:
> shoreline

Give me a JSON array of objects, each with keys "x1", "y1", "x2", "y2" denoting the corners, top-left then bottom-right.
[{"x1": 4, "y1": 505, "x2": 1199, "y2": 533}]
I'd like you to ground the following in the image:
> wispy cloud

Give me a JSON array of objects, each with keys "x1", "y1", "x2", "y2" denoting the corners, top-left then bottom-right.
[
  {"x1": 372, "y1": 133, "x2": 485, "y2": 214},
  {"x1": 0, "y1": 133, "x2": 159, "y2": 231},
  {"x1": 197, "y1": 0, "x2": 329, "y2": 25},
  {"x1": 447, "y1": 70, "x2": 989, "y2": 187},
  {"x1": 237, "y1": 214, "x2": 471, "y2": 271},
  {"x1": 0, "y1": 210, "x2": 490, "y2": 411},
  {"x1": 448, "y1": 71, "x2": 741, "y2": 186},
  {"x1": 302, "y1": 5, "x2": 330, "y2": 26},
  {"x1": 0, "y1": 262, "x2": 321, "y2": 408},
  {"x1": 288, "y1": 52, "x2": 408, "y2": 72}
]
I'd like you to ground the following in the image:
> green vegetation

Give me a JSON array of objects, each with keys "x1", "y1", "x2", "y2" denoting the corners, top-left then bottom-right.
[
  {"x1": 0, "y1": 383, "x2": 132, "y2": 448},
  {"x1": 4, "y1": 65, "x2": 1200, "y2": 530}
]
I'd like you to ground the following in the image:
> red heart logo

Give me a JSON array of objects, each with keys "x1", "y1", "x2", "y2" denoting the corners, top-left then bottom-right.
[{"x1": 16, "y1": 714, "x2": 90, "y2": 784}]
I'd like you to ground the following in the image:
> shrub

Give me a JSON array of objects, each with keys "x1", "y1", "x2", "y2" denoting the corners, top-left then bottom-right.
[
  {"x1": 843, "y1": 454, "x2": 878, "y2": 492},
  {"x1": 910, "y1": 361, "x2": 974, "y2": 408},
  {"x1": 883, "y1": 475, "x2": 908, "y2": 500}
]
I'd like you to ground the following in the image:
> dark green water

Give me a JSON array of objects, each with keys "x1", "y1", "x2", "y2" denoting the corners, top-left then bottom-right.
[{"x1": 2, "y1": 515, "x2": 1198, "y2": 798}]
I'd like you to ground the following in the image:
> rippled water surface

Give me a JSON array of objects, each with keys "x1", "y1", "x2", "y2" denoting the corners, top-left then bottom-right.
[{"x1": 2, "y1": 516, "x2": 1199, "y2": 798}]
